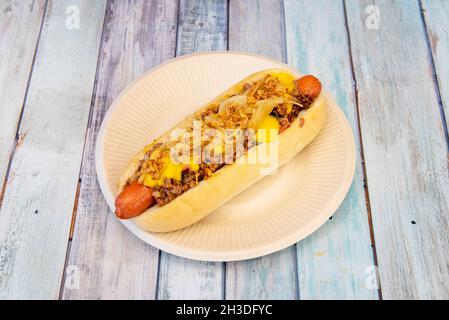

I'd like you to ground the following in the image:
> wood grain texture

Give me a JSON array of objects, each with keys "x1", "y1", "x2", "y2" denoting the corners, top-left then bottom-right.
[
  {"x1": 229, "y1": 0, "x2": 286, "y2": 60},
  {"x1": 226, "y1": 249, "x2": 297, "y2": 300},
  {"x1": 158, "y1": 255, "x2": 224, "y2": 299},
  {"x1": 421, "y1": 0, "x2": 449, "y2": 131},
  {"x1": 346, "y1": 0, "x2": 449, "y2": 299},
  {"x1": 156, "y1": 0, "x2": 227, "y2": 300},
  {"x1": 284, "y1": 0, "x2": 378, "y2": 299},
  {"x1": 176, "y1": 0, "x2": 228, "y2": 55},
  {"x1": 62, "y1": 0, "x2": 178, "y2": 300},
  {"x1": 0, "y1": 0, "x2": 46, "y2": 200},
  {"x1": 0, "y1": 0, "x2": 106, "y2": 299},
  {"x1": 226, "y1": 0, "x2": 297, "y2": 300}
]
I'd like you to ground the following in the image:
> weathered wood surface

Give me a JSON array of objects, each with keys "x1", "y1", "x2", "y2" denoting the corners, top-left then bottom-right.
[
  {"x1": 156, "y1": 0, "x2": 227, "y2": 300},
  {"x1": 0, "y1": 0, "x2": 46, "y2": 201},
  {"x1": 158, "y1": 254, "x2": 224, "y2": 299},
  {"x1": 62, "y1": 0, "x2": 178, "y2": 299},
  {"x1": 345, "y1": 0, "x2": 449, "y2": 299},
  {"x1": 284, "y1": 0, "x2": 378, "y2": 299},
  {"x1": 1, "y1": 0, "x2": 448, "y2": 300},
  {"x1": 226, "y1": 0, "x2": 298, "y2": 300},
  {"x1": 176, "y1": 0, "x2": 228, "y2": 56},
  {"x1": 228, "y1": 0, "x2": 286, "y2": 60},
  {"x1": 421, "y1": 0, "x2": 449, "y2": 132},
  {"x1": 0, "y1": 0, "x2": 106, "y2": 299}
]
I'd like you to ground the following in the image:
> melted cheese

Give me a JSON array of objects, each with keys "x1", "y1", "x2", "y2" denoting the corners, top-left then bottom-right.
[
  {"x1": 143, "y1": 155, "x2": 199, "y2": 187},
  {"x1": 272, "y1": 72, "x2": 295, "y2": 91},
  {"x1": 257, "y1": 115, "x2": 280, "y2": 143}
]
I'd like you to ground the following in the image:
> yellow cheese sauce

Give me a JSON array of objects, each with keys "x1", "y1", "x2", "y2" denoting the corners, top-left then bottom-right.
[
  {"x1": 271, "y1": 72, "x2": 295, "y2": 91},
  {"x1": 144, "y1": 155, "x2": 199, "y2": 187},
  {"x1": 273, "y1": 72, "x2": 294, "y2": 114},
  {"x1": 256, "y1": 115, "x2": 280, "y2": 143}
]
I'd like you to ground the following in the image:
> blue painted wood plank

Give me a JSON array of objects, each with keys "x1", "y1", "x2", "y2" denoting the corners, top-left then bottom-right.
[
  {"x1": 176, "y1": 0, "x2": 228, "y2": 56},
  {"x1": 226, "y1": 0, "x2": 298, "y2": 300},
  {"x1": 284, "y1": 0, "x2": 378, "y2": 299},
  {"x1": 421, "y1": 0, "x2": 449, "y2": 133},
  {"x1": 0, "y1": 0, "x2": 106, "y2": 299},
  {"x1": 0, "y1": 0, "x2": 46, "y2": 203},
  {"x1": 156, "y1": 0, "x2": 227, "y2": 300},
  {"x1": 345, "y1": 0, "x2": 449, "y2": 299},
  {"x1": 63, "y1": 0, "x2": 178, "y2": 299}
]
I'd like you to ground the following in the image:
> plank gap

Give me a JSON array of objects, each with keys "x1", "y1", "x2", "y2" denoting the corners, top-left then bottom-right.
[
  {"x1": 341, "y1": 0, "x2": 383, "y2": 300},
  {"x1": 293, "y1": 242, "x2": 300, "y2": 300},
  {"x1": 174, "y1": 0, "x2": 181, "y2": 56},
  {"x1": 280, "y1": 0, "x2": 288, "y2": 63},
  {"x1": 418, "y1": 0, "x2": 449, "y2": 150},
  {"x1": 57, "y1": 240, "x2": 72, "y2": 300},
  {"x1": 222, "y1": 262, "x2": 226, "y2": 300},
  {"x1": 68, "y1": 181, "x2": 82, "y2": 241},
  {"x1": 226, "y1": 0, "x2": 230, "y2": 50},
  {"x1": 154, "y1": 250, "x2": 163, "y2": 300}
]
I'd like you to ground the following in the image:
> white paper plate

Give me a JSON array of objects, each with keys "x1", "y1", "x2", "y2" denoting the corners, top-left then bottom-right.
[{"x1": 96, "y1": 52, "x2": 356, "y2": 261}]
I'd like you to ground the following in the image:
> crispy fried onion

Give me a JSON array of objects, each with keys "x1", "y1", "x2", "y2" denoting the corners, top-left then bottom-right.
[
  {"x1": 248, "y1": 97, "x2": 284, "y2": 129},
  {"x1": 134, "y1": 74, "x2": 296, "y2": 182}
]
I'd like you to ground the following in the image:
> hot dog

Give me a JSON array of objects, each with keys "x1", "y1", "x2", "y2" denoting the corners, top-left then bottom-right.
[{"x1": 115, "y1": 69, "x2": 326, "y2": 232}]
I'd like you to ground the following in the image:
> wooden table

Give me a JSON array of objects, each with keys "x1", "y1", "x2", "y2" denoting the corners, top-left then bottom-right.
[{"x1": 0, "y1": 0, "x2": 448, "y2": 300}]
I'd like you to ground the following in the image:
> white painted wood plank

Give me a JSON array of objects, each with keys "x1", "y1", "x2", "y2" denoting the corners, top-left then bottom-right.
[
  {"x1": 63, "y1": 0, "x2": 178, "y2": 300},
  {"x1": 226, "y1": 0, "x2": 297, "y2": 300},
  {"x1": 156, "y1": 0, "x2": 227, "y2": 300},
  {"x1": 284, "y1": 0, "x2": 378, "y2": 299},
  {"x1": 158, "y1": 255, "x2": 224, "y2": 299},
  {"x1": 422, "y1": 0, "x2": 449, "y2": 131},
  {"x1": 0, "y1": 0, "x2": 45, "y2": 199},
  {"x1": 0, "y1": 0, "x2": 106, "y2": 299},
  {"x1": 346, "y1": 0, "x2": 449, "y2": 299}
]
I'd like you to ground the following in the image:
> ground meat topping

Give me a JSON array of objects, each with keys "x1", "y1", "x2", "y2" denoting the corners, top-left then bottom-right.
[
  {"x1": 151, "y1": 163, "x2": 225, "y2": 206},
  {"x1": 271, "y1": 103, "x2": 288, "y2": 118}
]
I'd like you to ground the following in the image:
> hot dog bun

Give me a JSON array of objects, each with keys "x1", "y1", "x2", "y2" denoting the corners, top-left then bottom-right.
[{"x1": 117, "y1": 68, "x2": 326, "y2": 232}]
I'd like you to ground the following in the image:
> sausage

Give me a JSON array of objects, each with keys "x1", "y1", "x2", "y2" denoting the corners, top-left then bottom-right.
[
  {"x1": 115, "y1": 182, "x2": 155, "y2": 219},
  {"x1": 295, "y1": 75, "x2": 322, "y2": 99}
]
